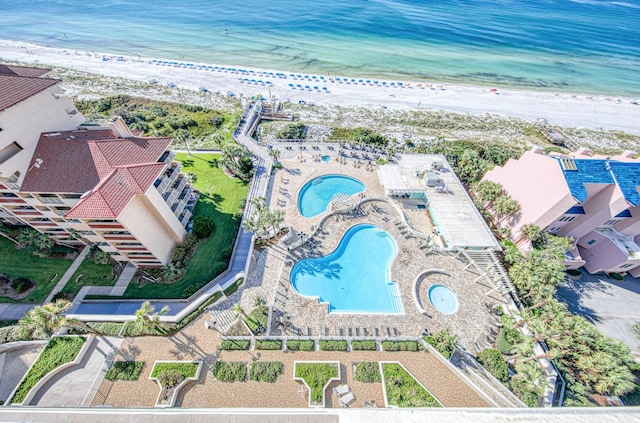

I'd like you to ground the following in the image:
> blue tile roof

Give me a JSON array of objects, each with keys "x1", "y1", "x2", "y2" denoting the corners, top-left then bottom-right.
[
  {"x1": 556, "y1": 158, "x2": 614, "y2": 203},
  {"x1": 615, "y1": 209, "x2": 633, "y2": 218},
  {"x1": 565, "y1": 205, "x2": 585, "y2": 215},
  {"x1": 608, "y1": 161, "x2": 640, "y2": 207}
]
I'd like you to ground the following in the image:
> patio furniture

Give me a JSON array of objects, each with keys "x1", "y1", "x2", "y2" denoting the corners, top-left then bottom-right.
[
  {"x1": 339, "y1": 391, "x2": 355, "y2": 407},
  {"x1": 333, "y1": 384, "x2": 350, "y2": 396}
]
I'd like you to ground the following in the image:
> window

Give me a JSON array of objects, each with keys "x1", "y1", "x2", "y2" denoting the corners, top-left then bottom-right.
[
  {"x1": 587, "y1": 239, "x2": 597, "y2": 245},
  {"x1": 603, "y1": 219, "x2": 621, "y2": 226},
  {"x1": 559, "y1": 216, "x2": 576, "y2": 222},
  {"x1": 620, "y1": 263, "x2": 633, "y2": 269}
]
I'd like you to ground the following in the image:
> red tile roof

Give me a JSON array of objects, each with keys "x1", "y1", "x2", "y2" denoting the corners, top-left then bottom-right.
[
  {"x1": 0, "y1": 65, "x2": 58, "y2": 111},
  {"x1": 21, "y1": 129, "x2": 172, "y2": 219}
]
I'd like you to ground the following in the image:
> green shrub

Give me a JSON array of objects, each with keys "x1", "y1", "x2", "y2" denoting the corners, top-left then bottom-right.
[
  {"x1": 382, "y1": 363, "x2": 441, "y2": 407},
  {"x1": 220, "y1": 339, "x2": 251, "y2": 350},
  {"x1": 276, "y1": 122, "x2": 306, "y2": 139},
  {"x1": 11, "y1": 277, "x2": 35, "y2": 294},
  {"x1": 354, "y1": 362, "x2": 381, "y2": 382},
  {"x1": 294, "y1": 363, "x2": 339, "y2": 403},
  {"x1": 351, "y1": 340, "x2": 377, "y2": 351},
  {"x1": 105, "y1": 361, "x2": 144, "y2": 381},
  {"x1": 158, "y1": 369, "x2": 183, "y2": 388},
  {"x1": 223, "y1": 278, "x2": 243, "y2": 296},
  {"x1": 496, "y1": 327, "x2": 521, "y2": 355},
  {"x1": 84, "y1": 322, "x2": 124, "y2": 336},
  {"x1": 382, "y1": 341, "x2": 419, "y2": 352},
  {"x1": 150, "y1": 362, "x2": 198, "y2": 380},
  {"x1": 213, "y1": 361, "x2": 246, "y2": 382},
  {"x1": 209, "y1": 114, "x2": 225, "y2": 128},
  {"x1": 319, "y1": 340, "x2": 348, "y2": 351},
  {"x1": 249, "y1": 361, "x2": 283, "y2": 383},
  {"x1": 192, "y1": 215, "x2": 215, "y2": 239},
  {"x1": 12, "y1": 336, "x2": 86, "y2": 404},
  {"x1": 476, "y1": 349, "x2": 509, "y2": 383},
  {"x1": 255, "y1": 340, "x2": 282, "y2": 350},
  {"x1": 286, "y1": 340, "x2": 315, "y2": 351},
  {"x1": 0, "y1": 325, "x2": 25, "y2": 344},
  {"x1": 423, "y1": 329, "x2": 457, "y2": 359},
  {"x1": 173, "y1": 291, "x2": 222, "y2": 331}
]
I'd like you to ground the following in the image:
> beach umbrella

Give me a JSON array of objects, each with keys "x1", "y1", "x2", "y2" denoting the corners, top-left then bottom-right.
[{"x1": 490, "y1": 88, "x2": 498, "y2": 92}]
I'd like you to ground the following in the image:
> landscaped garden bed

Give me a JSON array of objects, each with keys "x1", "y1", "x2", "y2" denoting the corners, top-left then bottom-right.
[
  {"x1": 381, "y1": 340, "x2": 419, "y2": 352},
  {"x1": 286, "y1": 340, "x2": 315, "y2": 351},
  {"x1": 249, "y1": 361, "x2": 283, "y2": 383},
  {"x1": 105, "y1": 361, "x2": 145, "y2": 381},
  {"x1": 354, "y1": 362, "x2": 381, "y2": 382},
  {"x1": 220, "y1": 339, "x2": 251, "y2": 350},
  {"x1": 212, "y1": 361, "x2": 247, "y2": 382},
  {"x1": 293, "y1": 361, "x2": 340, "y2": 407},
  {"x1": 319, "y1": 340, "x2": 348, "y2": 351},
  {"x1": 149, "y1": 360, "x2": 202, "y2": 407},
  {"x1": 380, "y1": 362, "x2": 442, "y2": 408},
  {"x1": 255, "y1": 340, "x2": 282, "y2": 350},
  {"x1": 10, "y1": 336, "x2": 87, "y2": 404},
  {"x1": 351, "y1": 340, "x2": 377, "y2": 351}
]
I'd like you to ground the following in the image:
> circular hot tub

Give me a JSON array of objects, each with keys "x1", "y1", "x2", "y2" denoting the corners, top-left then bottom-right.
[{"x1": 428, "y1": 284, "x2": 459, "y2": 315}]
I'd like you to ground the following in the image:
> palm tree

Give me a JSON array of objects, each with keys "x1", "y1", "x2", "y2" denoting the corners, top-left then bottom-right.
[
  {"x1": 520, "y1": 224, "x2": 542, "y2": 244},
  {"x1": 233, "y1": 303, "x2": 247, "y2": 321},
  {"x1": 134, "y1": 301, "x2": 170, "y2": 334},
  {"x1": 174, "y1": 128, "x2": 191, "y2": 156},
  {"x1": 494, "y1": 195, "x2": 519, "y2": 225},
  {"x1": 17, "y1": 299, "x2": 72, "y2": 339},
  {"x1": 267, "y1": 209, "x2": 285, "y2": 237},
  {"x1": 473, "y1": 180, "x2": 504, "y2": 210},
  {"x1": 268, "y1": 147, "x2": 281, "y2": 164},
  {"x1": 254, "y1": 296, "x2": 267, "y2": 314}
]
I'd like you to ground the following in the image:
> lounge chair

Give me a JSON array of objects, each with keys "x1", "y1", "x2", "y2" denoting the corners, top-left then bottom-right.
[
  {"x1": 339, "y1": 391, "x2": 355, "y2": 407},
  {"x1": 333, "y1": 384, "x2": 350, "y2": 396}
]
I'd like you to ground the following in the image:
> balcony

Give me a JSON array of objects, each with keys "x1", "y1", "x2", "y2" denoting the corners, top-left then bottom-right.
[
  {"x1": 595, "y1": 227, "x2": 640, "y2": 259},
  {"x1": 564, "y1": 246, "x2": 586, "y2": 270},
  {"x1": 155, "y1": 162, "x2": 182, "y2": 195},
  {"x1": 164, "y1": 176, "x2": 188, "y2": 207},
  {"x1": 180, "y1": 210, "x2": 192, "y2": 227},
  {"x1": 158, "y1": 150, "x2": 176, "y2": 166}
]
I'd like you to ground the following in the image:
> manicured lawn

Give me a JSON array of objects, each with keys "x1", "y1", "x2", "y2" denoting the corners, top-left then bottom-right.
[
  {"x1": 0, "y1": 237, "x2": 73, "y2": 304},
  {"x1": 61, "y1": 259, "x2": 116, "y2": 297},
  {"x1": 11, "y1": 336, "x2": 86, "y2": 404},
  {"x1": 120, "y1": 153, "x2": 247, "y2": 299}
]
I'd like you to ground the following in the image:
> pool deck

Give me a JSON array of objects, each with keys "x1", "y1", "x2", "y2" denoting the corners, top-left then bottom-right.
[{"x1": 251, "y1": 154, "x2": 508, "y2": 352}]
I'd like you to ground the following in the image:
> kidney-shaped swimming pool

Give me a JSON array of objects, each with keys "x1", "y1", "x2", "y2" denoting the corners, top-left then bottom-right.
[{"x1": 290, "y1": 224, "x2": 402, "y2": 313}]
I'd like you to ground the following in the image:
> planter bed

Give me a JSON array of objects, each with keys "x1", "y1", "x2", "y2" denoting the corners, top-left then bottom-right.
[
  {"x1": 293, "y1": 361, "x2": 340, "y2": 407},
  {"x1": 149, "y1": 360, "x2": 202, "y2": 408},
  {"x1": 380, "y1": 362, "x2": 442, "y2": 408}
]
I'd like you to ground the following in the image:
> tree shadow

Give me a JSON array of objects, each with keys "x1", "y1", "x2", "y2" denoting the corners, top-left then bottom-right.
[
  {"x1": 556, "y1": 277, "x2": 602, "y2": 324},
  {"x1": 118, "y1": 342, "x2": 141, "y2": 360}
]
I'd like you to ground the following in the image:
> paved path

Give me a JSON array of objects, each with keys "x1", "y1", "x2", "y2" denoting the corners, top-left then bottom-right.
[
  {"x1": 0, "y1": 246, "x2": 90, "y2": 321},
  {"x1": 30, "y1": 336, "x2": 123, "y2": 407},
  {"x1": 44, "y1": 245, "x2": 91, "y2": 304},
  {"x1": 67, "y1": 102, "x2": 273, "y2": 321}
]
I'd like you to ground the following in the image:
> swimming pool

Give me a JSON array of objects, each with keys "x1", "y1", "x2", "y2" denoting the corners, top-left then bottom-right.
[
  {"x1": 297, "y1": 174, "x2": 365, "y2": 218},
  {"x1": 428, "y1": 284, "x2": 459, "y2": 314},
  {"x1": 290, "y1": 224, "x2": 402, "y2": 313},
  {"x1": 322, "y1": 155, "x2": 332, "y2": 162}
]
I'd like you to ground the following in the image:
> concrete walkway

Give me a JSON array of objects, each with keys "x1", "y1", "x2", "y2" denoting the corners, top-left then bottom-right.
[
  {"x1": 44, "y1": 245, "x2": 91, "y2": 304},
  {"x1": 30, "y1": 336, "x2": 123, "y2": 407},
  {"x1": 66, "y1": 102, "x2": 273, "y2": 321},
  {"x1": 0, "y1": 245, "x2": 91, "y2": 321}
]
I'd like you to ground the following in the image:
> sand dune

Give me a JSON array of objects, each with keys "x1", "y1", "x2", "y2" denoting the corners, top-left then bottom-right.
[{"x1": 1, "y1": 39, "x2": 639, "y2": 135}]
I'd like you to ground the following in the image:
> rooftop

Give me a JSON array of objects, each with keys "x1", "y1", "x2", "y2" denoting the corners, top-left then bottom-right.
[
  {"x1": 554, "y1": 157, "x2": 640, "y2": 207},
  {"x1": 21, "y1": 128, "x2": 172, "y2": 219},
  {"x1": 0, "y1": 65, "x2": 59, "y2": 111},
  {"x1": 379, "y1": 154, "x2": 500, "y2": 250}
]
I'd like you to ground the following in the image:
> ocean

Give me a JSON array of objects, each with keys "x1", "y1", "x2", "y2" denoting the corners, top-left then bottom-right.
[{"x1": 0, "y1": 0, "x2": 639, "y2": 95}]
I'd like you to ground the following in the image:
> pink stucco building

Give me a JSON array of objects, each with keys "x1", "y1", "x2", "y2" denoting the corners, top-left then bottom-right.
[{"x1": 483, "y1": 147, "x2": 640, "y2": 276}]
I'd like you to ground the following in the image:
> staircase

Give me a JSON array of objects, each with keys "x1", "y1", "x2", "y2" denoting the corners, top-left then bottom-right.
[{"x1": 450, "y1": 349, "x2": 527, "y2": 408}]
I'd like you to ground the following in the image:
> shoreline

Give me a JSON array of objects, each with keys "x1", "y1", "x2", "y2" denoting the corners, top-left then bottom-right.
[{"x1": 1, "y1": 39, "x2": 640, "y2": 135}]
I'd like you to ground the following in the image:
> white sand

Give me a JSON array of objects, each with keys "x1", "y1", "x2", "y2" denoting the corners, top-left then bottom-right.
[{"x1": 2, "y1": 39, "x2": 640, "y2": 135}]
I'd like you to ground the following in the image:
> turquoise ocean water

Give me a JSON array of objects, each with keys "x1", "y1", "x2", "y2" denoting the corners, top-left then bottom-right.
[{"x1": 0, "y1": 0, "x2": 639, "y2": 95}]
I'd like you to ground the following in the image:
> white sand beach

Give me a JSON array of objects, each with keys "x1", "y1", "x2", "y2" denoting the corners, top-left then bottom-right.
[{"x1": 2, "y1": 39, "x2": 640, "y2": 135}]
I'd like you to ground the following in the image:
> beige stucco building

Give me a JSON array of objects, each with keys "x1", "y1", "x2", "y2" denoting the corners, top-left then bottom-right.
[{"x1": 0, "y1": 65, "x2": 196, "y2": 267}]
